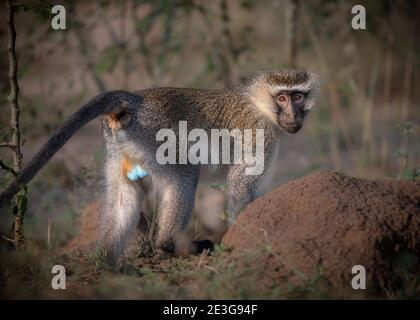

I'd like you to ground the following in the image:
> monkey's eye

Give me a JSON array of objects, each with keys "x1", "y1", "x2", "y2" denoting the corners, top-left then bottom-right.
[
  {"x1": 292, "y1": 93, "x2": 303, "y2": 103},
  {"x1": 276, "y1": 94, "x2": 287, "y2": 103}
]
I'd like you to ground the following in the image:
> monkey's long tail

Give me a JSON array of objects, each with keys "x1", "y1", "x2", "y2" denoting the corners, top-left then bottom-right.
[{"x1": 0, "y1": 90, "x2": 142, "y2": 207}]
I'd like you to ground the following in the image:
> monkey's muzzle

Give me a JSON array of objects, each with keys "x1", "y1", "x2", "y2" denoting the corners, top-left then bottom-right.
[{"x1": 282, "y1": 124, "x2": 302, "y2": 134}]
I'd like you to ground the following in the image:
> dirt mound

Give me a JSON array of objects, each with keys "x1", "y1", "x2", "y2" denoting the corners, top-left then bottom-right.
[
  {"x1": 64, "y1": 200, "x2": 102, "y2": 251},
  {"x1": 222, "y1": 171, "x2": 420, "y2": 296}
]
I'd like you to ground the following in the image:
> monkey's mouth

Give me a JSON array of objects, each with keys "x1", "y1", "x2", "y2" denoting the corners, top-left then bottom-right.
[{"x1": 279, "y1": 122, "x2": 302, "y2": 134}]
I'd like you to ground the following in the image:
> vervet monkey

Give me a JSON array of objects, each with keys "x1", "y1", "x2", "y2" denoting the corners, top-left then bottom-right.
[{"x1": 0, "y1": 70, "x2": 320, "y2": 262}]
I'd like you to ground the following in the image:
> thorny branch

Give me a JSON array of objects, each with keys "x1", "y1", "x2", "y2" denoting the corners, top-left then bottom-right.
[{"x1": 3, "y1": 0, "x2": 26, "y2": 248}]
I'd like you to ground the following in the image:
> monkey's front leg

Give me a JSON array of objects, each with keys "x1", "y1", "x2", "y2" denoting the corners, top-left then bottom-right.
[
  {"x1": 225, "y1": 142, "x2": 274, "y2": 224},
  {"x1": 154, "y1": 167, "x2": 200, "y2": 253},
  {"x1": 225, "y1": 165, "x2": 264, "y2": 225}
]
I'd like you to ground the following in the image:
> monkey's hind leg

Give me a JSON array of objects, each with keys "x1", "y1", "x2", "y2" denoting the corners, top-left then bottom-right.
[
  {"x1": 99, "y1": 150, "x2": 143, "y2": 265},
  {"x1": 154, "y1": 167, "x2": 200, "y2": 254}
]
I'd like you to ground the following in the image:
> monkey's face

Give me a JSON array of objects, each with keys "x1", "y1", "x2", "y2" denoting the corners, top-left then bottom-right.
[
  {"x1": 247, "y1": 70, "x2": 319, "y2": 133},
  {"x1": 273, "y1": 90, "x2": 308, "y2": 134}
]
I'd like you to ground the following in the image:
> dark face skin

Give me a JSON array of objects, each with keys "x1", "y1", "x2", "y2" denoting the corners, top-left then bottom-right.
[{"x1": 274, "y1": 90, "x2": 308, "y2": 133}]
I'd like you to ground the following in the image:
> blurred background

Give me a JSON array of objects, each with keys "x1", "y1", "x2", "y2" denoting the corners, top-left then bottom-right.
[{"x1": 0, "y1": 0, "x2": 419, "y2": 248}]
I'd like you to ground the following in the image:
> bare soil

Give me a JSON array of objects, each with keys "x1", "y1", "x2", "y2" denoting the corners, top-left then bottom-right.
[
  {"x1": 65, "y1": 200, "x2": 102, "y2": 251},
  {"x1": 222, "y1": 171, "x2": 420, "y2": 296}
]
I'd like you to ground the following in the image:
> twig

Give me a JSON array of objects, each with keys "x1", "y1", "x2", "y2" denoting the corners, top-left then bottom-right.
[
  {"x1": 6, "y1": 0, "x2": 23, "y2": 172},
  {"x1": 285, "y1": 0, "x2": 299, "y2": 67},
  {"x1": 203, "y1": 265, "x2": 219, "y2": 275},
  {"x1": 5, "y1": 0, "x2": 25, "y2": 248},
  {"x1": 1, "y1": 234, "x2": 15, "y2": 244},
  {"x1": 0, "y1": 142, "x2": 16, "y2": 150},
  {"x1": 0, "y1": 158, "x2": 17, "y2": 176},
  {"x1": 195, "y1": 250, "x2": 207, "y2": 270}
]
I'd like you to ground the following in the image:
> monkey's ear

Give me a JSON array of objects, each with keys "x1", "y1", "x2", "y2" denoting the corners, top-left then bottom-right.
[
  {"x1": 304, "y1": 71, "x2": 323, "y2": 110},
  {"x1": 309, "y1": 71, "x2": 323, "y2": 88}
]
